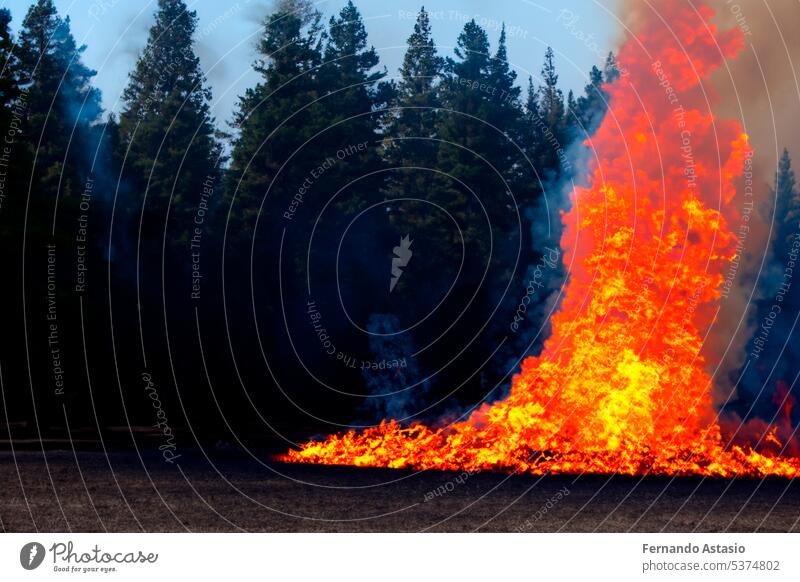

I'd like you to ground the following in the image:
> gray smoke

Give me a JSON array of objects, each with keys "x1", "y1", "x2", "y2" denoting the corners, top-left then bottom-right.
[
  {"x1": 611, "y1": 0, "x2": 800, "y2": 406},
  {"x1": 361, "y1": 313, "x2": 430, "y2": 420}
]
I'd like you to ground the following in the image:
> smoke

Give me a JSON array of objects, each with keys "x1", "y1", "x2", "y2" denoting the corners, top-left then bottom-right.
[
  {"x1": 361, "y1": 313, "x2": 430, "y2": 420},
  {"x1": 707, "y1": 0, "x2": 800, "y2": 409},
  {"x1": 708, "y1": 0, "x2": 800, "y2": 179},
  {"x1": 611, "y1": 0, "x2": 800, "y2": 409}
]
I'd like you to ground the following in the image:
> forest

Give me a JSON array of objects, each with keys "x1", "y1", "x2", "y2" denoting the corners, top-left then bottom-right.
[{"x1": 0, "y1": 0, "x2": 796, "y2": 450}]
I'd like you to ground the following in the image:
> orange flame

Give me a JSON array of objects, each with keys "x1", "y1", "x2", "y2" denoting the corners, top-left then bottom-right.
[{"x1": 280, "y1": 3, "x2": 800, "y2": 477}]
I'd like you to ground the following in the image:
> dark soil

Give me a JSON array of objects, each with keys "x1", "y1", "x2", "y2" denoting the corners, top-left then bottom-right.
[{"x1": 1, "y1": 450, "x2": 798, "y2": 532}]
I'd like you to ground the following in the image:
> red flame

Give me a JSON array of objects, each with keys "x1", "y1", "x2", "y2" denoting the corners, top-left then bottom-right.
[{"x1": 280, "y1": 3, "x2": 800, "y2": 477}]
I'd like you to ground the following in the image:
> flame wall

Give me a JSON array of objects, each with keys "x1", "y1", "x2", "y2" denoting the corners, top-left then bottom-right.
[{"x1": 280, "y1": 2, "x2": 800, "y2": 477}]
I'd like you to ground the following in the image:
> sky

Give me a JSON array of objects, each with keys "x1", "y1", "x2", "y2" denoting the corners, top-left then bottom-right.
[{"x1": 1, "y1": 0, "x2": 621, "y2": 128}]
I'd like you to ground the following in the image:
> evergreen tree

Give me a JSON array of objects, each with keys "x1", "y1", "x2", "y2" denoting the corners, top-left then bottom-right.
[
  {"x1": 486, "y1": 25, "x2": 523, "y2": 187},
  {"x1": 223, "y1": 0, "x2": 331, "y2": 414},
  {"x1": 226, "y1": 0, "x2": 325, "y2": 243},
  {"x1": 318, "y1": 0, "x2": 386, "y2": 215},
  {"x1": 430, "y1": 19, "x2": 531, "y2": 269},
  {"x1": 17, "y1": 0, "x2": 102, "y2": 209},
  {"x1": 112, "y1": 0, "x2": 224, "y2": 435},
  {"x1": 565, "y1": 88, "x2": 577, "y2": 130},
  {"x1": 11, "y1": 0, "x2": 105, "y2": 427},
  {"x1": 773, "y1": 148, "x2": 799, "y2": 265},
  {"x1": 436, "y1": 20, "x2": 504, "y2": 236},
  {"x1": 604, "y1": 51, "x2": 621, "y2": 83},
  {"x1": 322, "y1": 0, "x2": 385, "y2": 118},
  {"x1": 574, "y1": 65, "x2": 607, "y2": 135},
  {"x1": 524, "y1": 47, "x2": 566, "y2": 178},
  {"x1": 522, "y1": 75, "x2": 544, "y2": 192},
  {"x1": 0, "y1": 7, "x2": 21, "y2": 219},
  {"x1": 538, "y1": 47, "x2": 564, "y2": 129},
  {"x1": 524, "y1": 76, "x2": 540, "y2": 134},
  {"x1": 385, "y1": 6, "x2": 443, "y2": 203},
  {"x1": 119, "y1": 0, "x2": 221, "y2": 250},
  {"x1": 738, "y1": 149, "x2": 800, "y2": 419},
  {"x1": 0, "y1": 8, "x2": 19, "y2": 131},
  {"x1": 0, "y1": 8, "x2": 25, "y2": 421}
]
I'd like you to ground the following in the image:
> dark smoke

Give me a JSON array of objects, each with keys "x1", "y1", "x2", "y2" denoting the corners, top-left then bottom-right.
[{"x1": 614, "y1": 0, "x2": 800, "y2": 438}]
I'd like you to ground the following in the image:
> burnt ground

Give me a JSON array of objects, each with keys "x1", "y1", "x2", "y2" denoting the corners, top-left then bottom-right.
[{"x1": 0, "y1": 449, "x2": 798, "y2": 532}]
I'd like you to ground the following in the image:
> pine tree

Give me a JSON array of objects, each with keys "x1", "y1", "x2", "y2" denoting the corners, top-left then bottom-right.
[
  {"x1": 604, "y1": 51, "x2": 621, "y2": 83},
  {"x1": 524, "y1": 76, "x2": 540, "y2": 128},
  {"x1": 486, "y1": 24, "x2": 523, "y2": 185},
  {"x1": 0, "y1": 7, "x2": 21, "y2": 216},
  {"x1": 436, "y1": 20, "x2": 494, "y2": 221},
  {"x1": 226, "y1": 0, "x2": 325, "y2": 243},
  {"x1": 322, "y1": 0, "x2": 384, "y2": 114},
  {"x1": 318, "y1": 0, "x2": 386, "y2": 215},
  {"x1": 522, "y1": 76, "x2": 543, "y2": 190},
  {"x1": 740, "y1": 148, "x2": 800, "y2": 413},
  {"x1": 17, "y1": 0, "x2": 102, "y2": 207},
  {"x1": 385, "y1": 6, "x2": 443, "y2": 203},
  {"x1": 0, "y1": 8, "x2": 18, "y2": 129},
  {"x1": 774, "y1": 149, "x2": 799, "y2": 262},
  {"x1": 574, "y1": 65, "x2": 607, "y2": 135},
  {"x1": 119, "y1": 0, "x2": 221, "y2": 250},
  {"x1": 432, "y1": 20, "x2": 529, "y2": 254},
  {"x1": 0, "y1": 8, "x2": 26, "y2": 420},
  {"x1": 538, "y1": 48, "x2": 564, "y2": 128},
  {"x1": 223, "y1": 0, "x2": 337, "y2": 381},
  {"x1": 565, "y1": 89, "x2": 577, "y2": 129},
  {"x1": 10, "y1": 0, "x2": 105, "y2": 427},
  {"x1": 487, "y1": 25, "x2": 520, "y2": 114},
  {"x1": 529, "y1": 47, "x2": 566, "y2": 176},
  {"x1": 434, "y1": 20, "x2": 529, "y2": 296}
]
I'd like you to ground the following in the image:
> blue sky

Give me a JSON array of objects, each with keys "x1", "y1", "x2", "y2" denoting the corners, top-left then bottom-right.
[{"x1": 1, "y1": 0, "x2": 621, "y2": 128}]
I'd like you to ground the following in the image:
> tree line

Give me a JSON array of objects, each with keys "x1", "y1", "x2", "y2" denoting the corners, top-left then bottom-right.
[{"x1": 9, "y1": 0, "x2": 794, "y2": 447}]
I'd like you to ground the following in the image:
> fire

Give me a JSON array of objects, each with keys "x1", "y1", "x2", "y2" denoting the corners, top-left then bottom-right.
[{"x1": 280, "y1": 3, "x2": 800, "y2": 477}]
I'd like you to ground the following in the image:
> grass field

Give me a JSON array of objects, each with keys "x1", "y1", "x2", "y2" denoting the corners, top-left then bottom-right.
[{"x1": 1, "y1": 450, "x2": 798, "y2": 532}]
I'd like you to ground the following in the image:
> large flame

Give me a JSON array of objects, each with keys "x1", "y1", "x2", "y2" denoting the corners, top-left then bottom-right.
[{"x1": 280, "y1": 3, "x2": 800, "y2": 477}]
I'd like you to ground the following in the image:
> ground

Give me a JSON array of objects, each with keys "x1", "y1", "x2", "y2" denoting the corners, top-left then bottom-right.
[{"x1": 0, "y1": 450, "x2": 798, "y2": 532}]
